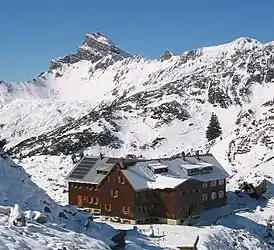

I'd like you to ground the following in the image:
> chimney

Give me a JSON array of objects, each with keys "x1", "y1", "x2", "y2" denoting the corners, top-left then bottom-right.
[
  {"x1": 119, "y1": 157, "x2": 125, "y2": 169},
  {"x1": 99, "y1": 153, "x2": 103, "y2": 160},
  {"x1": 195, "y1": 150, "x2": 200, "y2": 160},
  {"x1": 181, "y1": 151, "x2": 186, "y2": 160}
]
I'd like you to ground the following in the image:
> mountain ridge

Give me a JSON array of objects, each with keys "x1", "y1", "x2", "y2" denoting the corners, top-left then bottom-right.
[{"x1": 1, "y1": 34, "x2": 274, "y2": 157}]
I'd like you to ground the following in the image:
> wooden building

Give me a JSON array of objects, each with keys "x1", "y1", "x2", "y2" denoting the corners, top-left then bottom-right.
[{"x1": 65, "y1": 153, "x2": 230, "y2": 225}]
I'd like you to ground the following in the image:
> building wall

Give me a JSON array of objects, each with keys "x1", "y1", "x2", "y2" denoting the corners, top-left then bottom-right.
[
  {"x1": 68, "y1": 167, "x2": 227, "y2": 223},
  {"x1": 68, "y1": 165, "x2": 136, "y2": 220},
  {"x1": 202, "y1": 179, "x2": 227, "y2": 209},
  {"x1": 175, "y1": 179, "x2": 203, "y2": 220}
]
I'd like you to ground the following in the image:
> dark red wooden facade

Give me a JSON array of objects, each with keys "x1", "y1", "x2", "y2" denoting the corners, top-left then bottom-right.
[{"x1": 68, "y1": 164, "x2": 227, "y2": 223}]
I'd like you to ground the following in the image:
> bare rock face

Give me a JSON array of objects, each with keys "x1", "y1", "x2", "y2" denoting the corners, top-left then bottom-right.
[
  {"x1": 160, "y1": 49, "x2": 173, "y2": 61},
  {"x1": 49, "y1": 32, "x2": 132, "y2": 70}
]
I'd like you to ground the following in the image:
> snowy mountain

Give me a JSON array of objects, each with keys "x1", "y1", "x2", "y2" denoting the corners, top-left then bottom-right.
[
  {"x1": 1, "y1": 33, "x2": 274, "y2": 248},
  {"x1": 4, "y1": 35, "x2": 274, "y2": 161}
]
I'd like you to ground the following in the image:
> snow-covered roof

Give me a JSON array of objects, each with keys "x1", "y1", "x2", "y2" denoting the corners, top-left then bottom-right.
[
  {"x1": 147, "y1": 175, "x2": 187, "y2": 190},
  {"x1": 65, "y1": 153, "x2": 230, "y2": 191},
  {"x1": 122, "y1": 154, "x2": 230, "y2": 191},
  {"x1": 147, "y1": 162, "x2": 168, "y2": 170}
]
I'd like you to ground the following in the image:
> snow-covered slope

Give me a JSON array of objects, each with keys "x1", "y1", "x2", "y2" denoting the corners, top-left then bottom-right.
[
  {"x1": 2, "y1": 33, "x2": 274, "y2": 248},
  {"x1": 0, "y1": 151, "x2": 119, "y2": 249},
  {"x1": 5, "y1": 36, "x2": 274, "y2": 160}
]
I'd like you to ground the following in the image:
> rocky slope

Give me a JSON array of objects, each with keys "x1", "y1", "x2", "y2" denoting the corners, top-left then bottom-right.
[
  {"x1": 49, "y1": 31, "x2": 132, "y2": 70},
  {"x1": 3, "y1": 36, "x2": 274, "y2": 163}
]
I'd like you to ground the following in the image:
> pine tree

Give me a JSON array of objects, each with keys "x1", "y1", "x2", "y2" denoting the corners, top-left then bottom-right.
[{"x1": 206, "y1": 113, "x2": 222, "y2": 141}]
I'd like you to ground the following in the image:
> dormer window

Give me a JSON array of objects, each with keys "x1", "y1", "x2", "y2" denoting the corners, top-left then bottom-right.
[
  {"x1": 148, "y1": 162, "x2": 168, "y2": 174},
  {"x1": 182, "y1": 163, "x2": 214, "y2": 176}
]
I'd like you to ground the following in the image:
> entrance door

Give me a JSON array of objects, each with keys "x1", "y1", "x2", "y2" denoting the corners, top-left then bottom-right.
[{"x1": 77, "y1": 195, "x2": 83, "y2": 206}]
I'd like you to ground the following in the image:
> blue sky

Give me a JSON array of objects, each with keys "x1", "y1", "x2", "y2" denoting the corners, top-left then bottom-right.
[{"x1": 1, "y1": 0, "x2": 274, "y2": 82}]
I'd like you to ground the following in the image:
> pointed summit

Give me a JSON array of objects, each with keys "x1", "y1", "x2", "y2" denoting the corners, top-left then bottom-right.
[
  {"x1": 49, "y1": 31, "x2": 131, "y2": 70},
  {"x1": 160, "y1": 49, "x2": 173, "y2": 61},
  {"x1": 76, "y1": 31, "x2": 131, "y2": 62}
]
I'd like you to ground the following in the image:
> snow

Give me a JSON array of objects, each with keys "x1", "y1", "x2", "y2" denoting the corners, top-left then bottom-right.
[
  {"x1": 2, "y1": 35, "x2": 274, "y2": 248},
  {"x1": 8, "y1": 204, "x2": 23, "y2": 224},
  {"x1": 0, "y1": 154, "x2": 123, "y2": 249},
  {"x1": 86, "y1": 32, "x2": 115, "y2": 46},
  {"x1": 147, "y1": 162, "x2": 168, "y2": 170},
  {"x1": 147, "y1": 175, "x2": 187, "y2": 190}
]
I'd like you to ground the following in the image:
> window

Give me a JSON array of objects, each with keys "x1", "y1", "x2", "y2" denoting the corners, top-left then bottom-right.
[
  {"x1": 105, "y1": 204, "x2": 111, "y2": 211},
  {"x1": 143, "y1": 205, "x2": 148, "y2": 212},
  {"x1": 87, "y1": 184, "x2": 93, "y2": 190},
  {"x1": 211, "y1": 180, "x2": 217, "y2": 187},
  {"x1": 202, "y1": 182, "x2": 208, "y2": 189},
  {"x1": 150, "y1": 204, "x2": 156, "y2": 209},
  {"x1": 118, "y1": 176, "x2": 125, "y2": 184},
  {"x1": 123, "y1": 206, "x2": 130, "y2": 214},
  {"x1": 92, "y1": 197, "x2": 98, "y2": 204},
  {"x1": 87, "y1": 197, "x2": 98, "y2": 204},
  {"x1": 219, "y1": 179, "x2": 224, "y2": 185},
  {"x1": 219, "y1": 191, "x2": 224, "y2": 198},
  {"x1": 111, "y1": 190, "x2": 119, "y2": 198},
  {"x1": 202, "y1": 194, "x2": 208, "y2": 201},
  {"x1": 136, "y1": 192, "x2": 142, "y2": 199},
  {"x1": 137, "y1": 206, "x2": 142, "y2": 213},
  {"x1": 211, "y1": 192, "x2": 217, "y2": 200}
]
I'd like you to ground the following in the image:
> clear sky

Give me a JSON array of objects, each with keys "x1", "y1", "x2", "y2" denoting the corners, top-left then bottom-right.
[{"x1": 1, "y1": 0, "x2": 274, "y2": 82}]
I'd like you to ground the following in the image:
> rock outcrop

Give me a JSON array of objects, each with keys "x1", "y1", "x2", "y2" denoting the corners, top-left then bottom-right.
[
  {"x1": 160, "y1": 49, "x2": 173, "y2": 61},
  {"x1": 49, "y1": 32, "x2": 132, "y2": 70}
]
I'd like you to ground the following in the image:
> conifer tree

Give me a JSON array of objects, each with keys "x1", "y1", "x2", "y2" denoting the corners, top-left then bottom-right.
[{"x1": 206, "y1": 113, "x2": 222, "y2": 141}]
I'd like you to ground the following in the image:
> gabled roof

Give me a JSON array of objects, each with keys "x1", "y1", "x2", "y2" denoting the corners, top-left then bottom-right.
[
  {"x1": 65, "y1": 156, "x2": 138, "y2": 184},
  {"x1": 65, "y1": 153, "x2": 230, "y2": 191},
  {"x1": 121, "y1": 154, "x2": 230, "y2": 191},
  {"x1": 65, "y1": 156, "x2": 116, "y2": 184}
]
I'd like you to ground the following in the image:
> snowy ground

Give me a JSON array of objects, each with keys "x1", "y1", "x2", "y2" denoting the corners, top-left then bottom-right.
[
  {"x1": 19, "y1": 155, "x2": 74, "y2": 205},
  {"x1": 0, "y1": 217, "x2": 112, "y2": 250},
  {"x1": 16, "y1": 147, "x2": 274, "y2": 249}
]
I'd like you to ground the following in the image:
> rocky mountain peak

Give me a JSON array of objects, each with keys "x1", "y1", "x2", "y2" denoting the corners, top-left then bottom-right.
[
  {"x1": 49, "y1": 31, "x2": 132, "y2": 70},
  {"x1": 160, "y1": 49, "x2": 173, "y2": 61}
]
